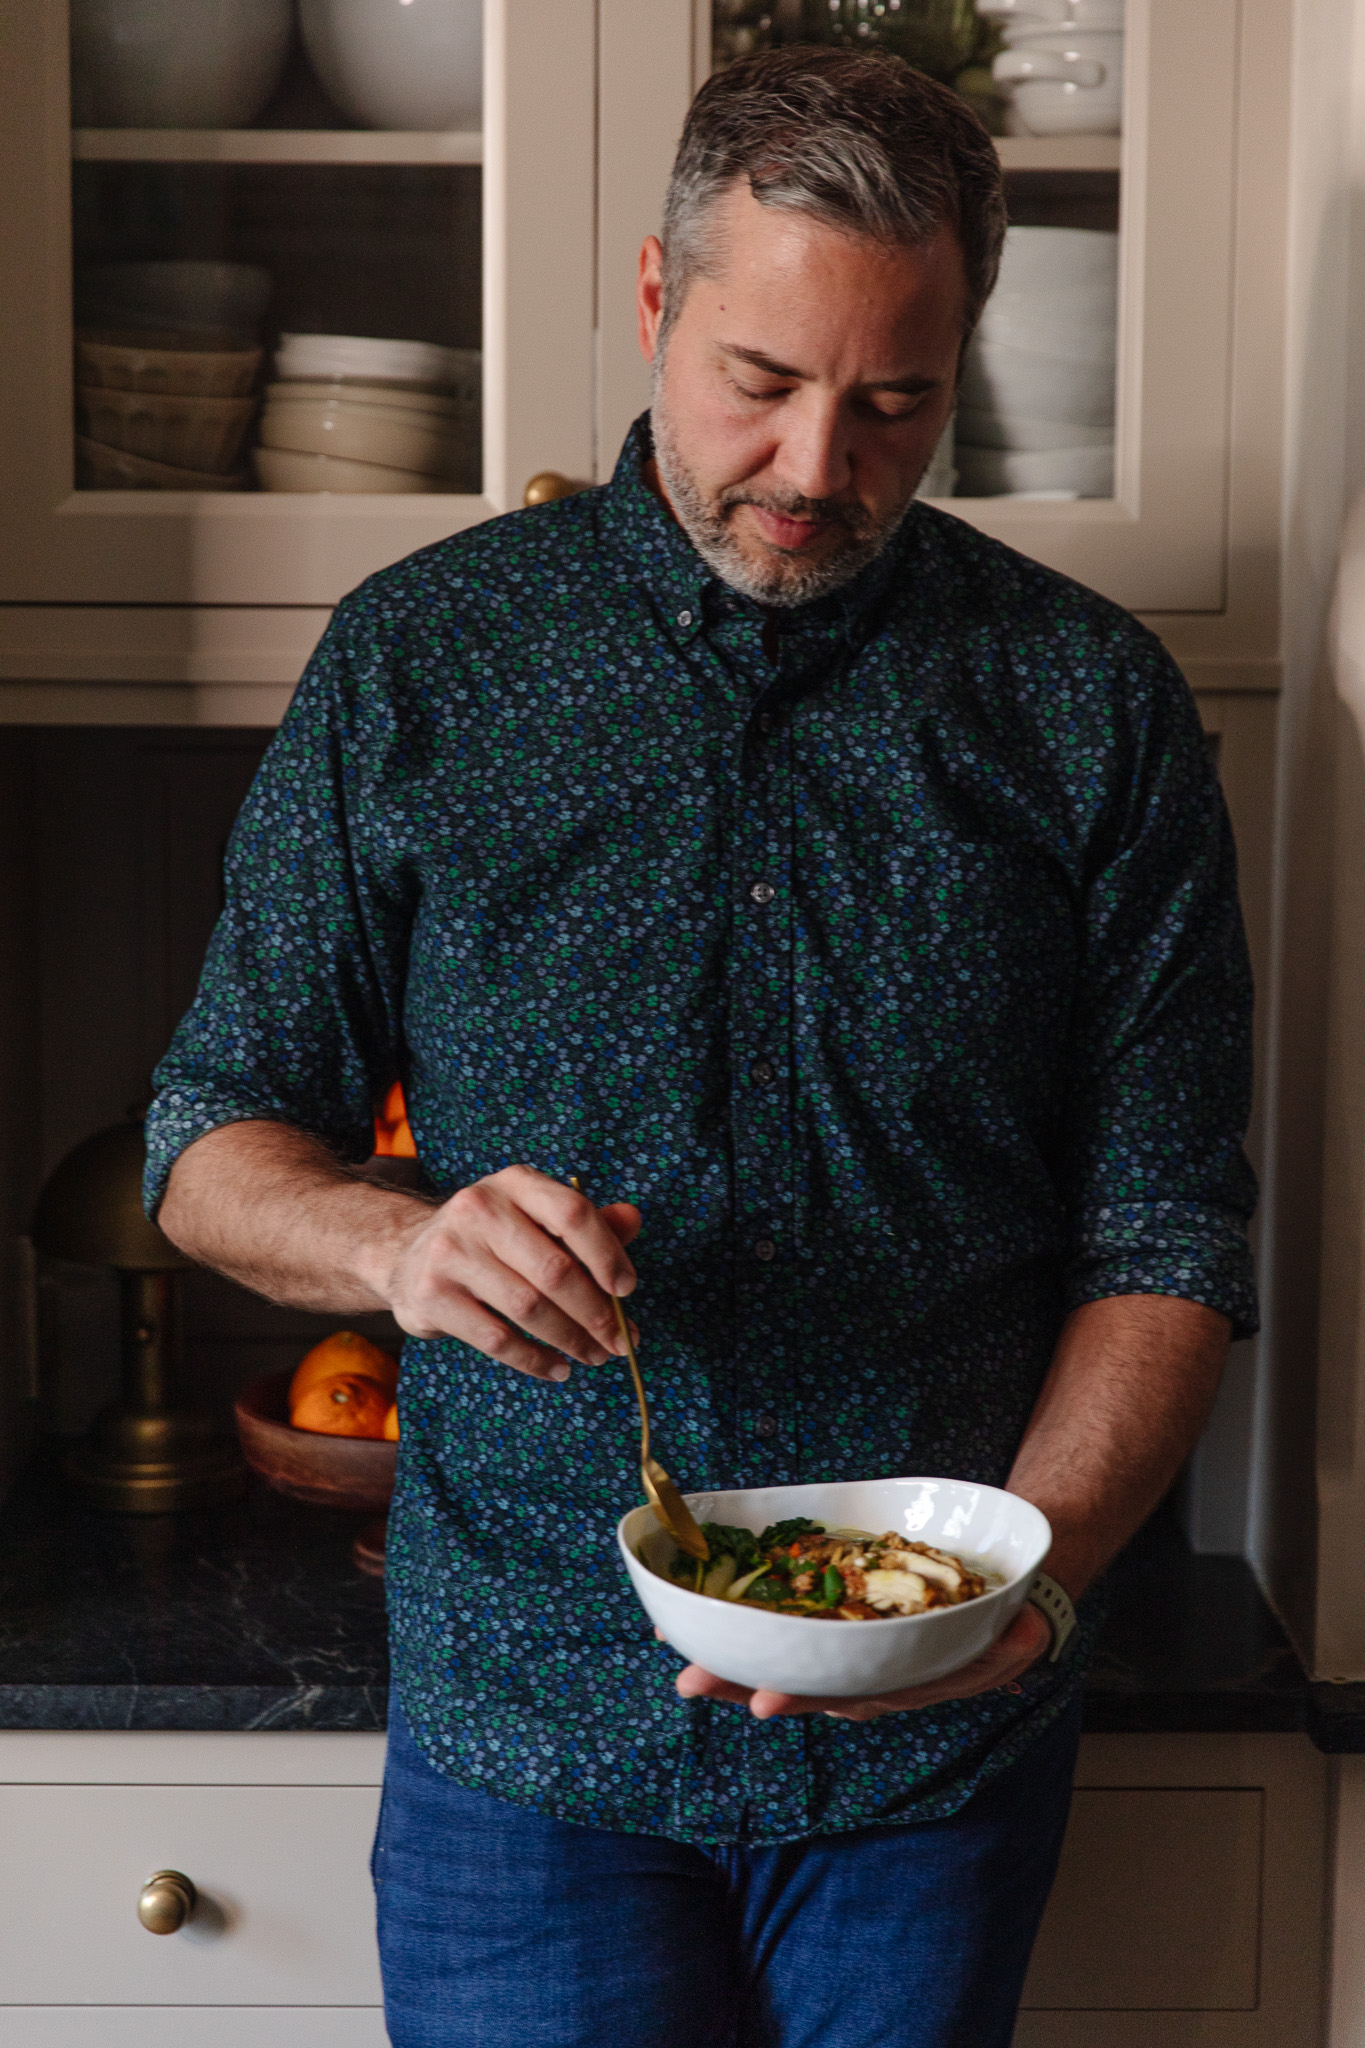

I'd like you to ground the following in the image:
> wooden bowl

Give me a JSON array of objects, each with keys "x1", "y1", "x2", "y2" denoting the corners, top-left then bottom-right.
[{"x1": 234, "y1": 1368, "x2": 395, "y2": 1513}]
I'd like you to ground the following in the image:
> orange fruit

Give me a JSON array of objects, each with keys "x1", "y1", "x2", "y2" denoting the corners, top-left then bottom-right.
[
  {"x1": 291, "y1": 1373, "x2": 390, "y2": 1439},
  {"x1": 382, "y1": 1402, "x2": 399, "y2": 1442},
  {"x1": 290, "y1": 1330, "x2": 397, "y2": 1413}
]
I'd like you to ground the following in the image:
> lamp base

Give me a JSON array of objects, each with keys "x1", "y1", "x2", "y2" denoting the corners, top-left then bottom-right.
[{"x1": 65, "y1": 1403, "x2": 246, "y2": 1514}]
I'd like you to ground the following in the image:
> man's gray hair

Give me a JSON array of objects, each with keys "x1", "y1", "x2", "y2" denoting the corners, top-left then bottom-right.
[{"x1": 660, "y1": 45, "x2": 1007, "y2": 344}]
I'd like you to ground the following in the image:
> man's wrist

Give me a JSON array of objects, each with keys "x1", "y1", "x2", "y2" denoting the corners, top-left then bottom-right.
[{"x1": 347, "y1": 1183, "x2": 434, "y2": 1310}]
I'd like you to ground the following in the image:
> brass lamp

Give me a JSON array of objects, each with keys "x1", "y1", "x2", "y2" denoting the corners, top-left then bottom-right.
[{"x1": 30, "y1": 1120, "x2": 245, "y2": 1513}]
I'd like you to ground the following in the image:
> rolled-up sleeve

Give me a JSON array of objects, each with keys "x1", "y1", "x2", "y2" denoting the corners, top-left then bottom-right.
[
  {"x1": 1059, "y1": 652, "x2": 1259, "y2": 1337},
  {"x1": 143, "y1": 605, "x2": 408, "y2": 1218}
]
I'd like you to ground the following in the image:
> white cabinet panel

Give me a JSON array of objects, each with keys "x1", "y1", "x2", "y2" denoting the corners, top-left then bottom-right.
[
  {"x1": 0, "y1": 1784, "x2": 382, "y2": 2006},
  {"x1": 1022, "y1": 1789, "x2": 1262, "y2": 2010},
  {"x1": 0, "y1": 2013, "x2": 388, "y2": 2048}
]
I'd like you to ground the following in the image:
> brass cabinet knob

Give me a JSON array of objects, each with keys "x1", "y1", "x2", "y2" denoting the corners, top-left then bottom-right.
[
  {"x1": 523, "y1": 471, "x2": 579, "y2": 507},
  {"x1": 137, "y1": 1870, "x2": 197, "y2": 1935}
]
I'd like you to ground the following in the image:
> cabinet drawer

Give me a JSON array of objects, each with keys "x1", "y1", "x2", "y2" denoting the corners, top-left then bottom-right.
[{"x1": 0, "y1": 1784, "x2": 382, "y2": 2006}]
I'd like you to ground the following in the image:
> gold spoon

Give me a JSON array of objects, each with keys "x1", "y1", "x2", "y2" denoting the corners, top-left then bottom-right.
[{"x1": 571, "y1": 1178, "x2": 709, "y2": 1561}]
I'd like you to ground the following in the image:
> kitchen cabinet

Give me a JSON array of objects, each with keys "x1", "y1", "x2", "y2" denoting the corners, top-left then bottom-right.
[
  {"x1": 0, "y1": 0, "x2": 1293, "y2": 699},
  {"x1": 0, "y1": 1727, "x2": 1325, "y2": 2043}
]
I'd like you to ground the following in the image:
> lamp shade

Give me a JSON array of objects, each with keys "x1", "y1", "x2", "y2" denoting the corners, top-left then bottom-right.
[{"x1": 31, "y1": 1121, "x2": 191, "y2": 1272}]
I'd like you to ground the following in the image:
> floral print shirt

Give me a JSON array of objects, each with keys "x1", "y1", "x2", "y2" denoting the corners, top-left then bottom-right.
[{"x1": 145, "y1": 420, "x2": 1257, "y2": 1846}]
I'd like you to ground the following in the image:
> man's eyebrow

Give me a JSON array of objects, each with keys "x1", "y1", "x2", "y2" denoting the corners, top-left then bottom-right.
[{"x1": 719, "y1": 343, "x2": 938, "y2": 394}]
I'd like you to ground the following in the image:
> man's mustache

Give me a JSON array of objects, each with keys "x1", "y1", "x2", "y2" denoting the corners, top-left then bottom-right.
[{"x1": 717, "y1": 488, "x2": 871, "y2": 537}]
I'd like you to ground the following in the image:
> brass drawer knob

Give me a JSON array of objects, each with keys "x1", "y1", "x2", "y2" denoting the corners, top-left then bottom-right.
[
  {"x1": 137, "y1": 1869, "x2": 197, "y2": 1935},
  {"x1": 523, "y1": 471, "x2": 578, "y2": 507}
]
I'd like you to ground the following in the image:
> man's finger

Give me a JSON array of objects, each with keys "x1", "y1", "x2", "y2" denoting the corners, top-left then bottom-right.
[
  {"x1": 392, "y1": 1275, "x2": 577, "y2": 1383},
  {"x1": 676, "y1": 1665, "x2": 755, "y2": 1708},
  {"x1": 502, "y1": 1166, "x2": 640, "y2": 1295},
  {"x1": 599, "y1": 1201, "x2": 644, "y2": 1247},
  {"x1": 449, "y1": 1187, "x2": 625, "y2": 1351},
  {"x1": 439, "y1": 1241, "x2": 615, "y2": 1367}
]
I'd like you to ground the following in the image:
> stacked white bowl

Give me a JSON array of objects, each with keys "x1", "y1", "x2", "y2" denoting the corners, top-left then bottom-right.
[
  {"x1": 978, "y1": 0, "x2": 1124, "y2": 138},
  {"x1": 254, "y1": 335, "x2": 481, "y2": 493},
  {"x1": 956, "y1": 226, "x2": 1117, "y2": 498}
]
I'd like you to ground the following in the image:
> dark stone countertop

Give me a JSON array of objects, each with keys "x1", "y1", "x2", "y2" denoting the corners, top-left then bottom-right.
[{"x1": 0, "y1": 1454, "x2": 1358, "y2": 1747}]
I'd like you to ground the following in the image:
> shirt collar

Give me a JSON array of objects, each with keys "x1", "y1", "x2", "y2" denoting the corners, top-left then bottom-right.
[{"x1": 600, "y1": 414, "x2": 917, "y2": 652}]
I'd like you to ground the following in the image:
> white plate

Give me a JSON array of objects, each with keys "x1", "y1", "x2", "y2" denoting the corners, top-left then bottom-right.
[
  {"x1": 251, "y1": 444, "x2": 448, "y2": 493},
  {"x1": 618, "y1": 1476, "x2": 1050, "y2": 1698}
]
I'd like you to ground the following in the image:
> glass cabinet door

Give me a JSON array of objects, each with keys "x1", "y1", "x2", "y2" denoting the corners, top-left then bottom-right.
[
  {"x1": 598, "y1": 0, "x2": 1238, "y2": 616},
  {"x1": 0, "y1": 0, "x2": 597, "y2": 605}
]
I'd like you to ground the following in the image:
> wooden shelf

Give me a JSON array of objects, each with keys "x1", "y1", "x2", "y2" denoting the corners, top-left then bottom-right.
[
  {"x1": 995, "y1": 135, "x2": 1121, "y2": 172},
  {"x1": 72, "y1": 128, "x2": 482, "y2": 165}
]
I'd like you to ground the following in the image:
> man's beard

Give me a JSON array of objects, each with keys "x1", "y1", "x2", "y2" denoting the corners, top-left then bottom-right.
[{"x1": 650, "y1": 362, "x2": 913, "y2": 608}]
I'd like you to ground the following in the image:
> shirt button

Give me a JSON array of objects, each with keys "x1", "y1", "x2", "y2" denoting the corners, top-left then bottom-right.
[
  {"x1": 749, "y1": 881, "x2": 775, "y2": 905},
  {"x1": 677, "y1": 609, "x2": 693, "y2": 627},
  {"x1": 753, "y1": 1238, "x2": 776, "y2": 1262},
  {"x1": 756, "y1": 1413, "x2": 778, "y2": 1439},
  {"x1": 751, "y1": 1058, "x2": 776, "y2": 1086}
]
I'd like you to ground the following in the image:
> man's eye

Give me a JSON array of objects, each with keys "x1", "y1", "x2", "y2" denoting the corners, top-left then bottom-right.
[{"x1": 730, "y1": 378, "x2": 789, "y2": 402}]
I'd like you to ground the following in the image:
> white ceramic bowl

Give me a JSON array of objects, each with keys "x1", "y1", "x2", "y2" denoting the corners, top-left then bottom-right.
[
  {"x1": 75, "y1": 330, "x2": 263, "y2": 398},
  {"x1": 976, "y1": 0, "x2": 1123, "y2": 28},
  {"x1": 955, "y1": 403, "x2": 1112, "y2": 452},
  {"x1": 76, "y1": 433, "x2": 249, "y2": 491},
  {"x1": 75, "y1": 262, "x2": 273, "y2": 341},
  {"x1": 992, "y1": 225, "x2": 1119, "y2": 293},
  {"x1": 994, "y1": 26, "x2": 1124, "y2": 136},
  {"x1": 77, "y1": 385, "x2": 258, "y2": 473},
  {"x1": 960, "y1": 342, "x2": 1115, "y2": 430},
  {"x1": 259, "y1": 394, "x2": 470, "y2": 478},
  {"x1": 252, "y1": 444, "x2": 447, "y2": 493},
  {"x1": 955, "y1": 441, "x2": 1114, "y2": 497},
  {"x1": 273, "y1": 333, "x2": 478, "y2": 395},
  {"x1": 300, "y1": 0, "x2": 482, "y2": 131},
  {"x1": 70, "y1": 0, "x2": 292, "y2": 127},
  {"x1": 618, "y1": 1477, "x2": 1050, "y2": 1699}
]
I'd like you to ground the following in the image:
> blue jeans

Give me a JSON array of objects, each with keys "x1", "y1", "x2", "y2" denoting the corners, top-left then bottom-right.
[{"x1": 373, "y1": 1692, "x2": 1082, "y2": 2048}]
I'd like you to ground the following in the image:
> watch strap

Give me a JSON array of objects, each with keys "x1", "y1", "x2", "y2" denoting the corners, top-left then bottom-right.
[{"x1": 1027, "y1": 1571, "x2": 1078, "y2": 1662}]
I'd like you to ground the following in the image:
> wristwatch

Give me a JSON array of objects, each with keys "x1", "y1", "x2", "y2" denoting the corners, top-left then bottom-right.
[{"x1": 1027, "y1": 1571, "x2": 1078, "y2": 1662}]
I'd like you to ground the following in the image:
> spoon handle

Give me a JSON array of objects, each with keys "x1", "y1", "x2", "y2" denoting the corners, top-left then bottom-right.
[
  {"x1": 611, "y1": 1297, "x2": 651, "y2": 1464},
  {"x1": 569, "y1": 1175, "x2": 649, "y2": 1456}
]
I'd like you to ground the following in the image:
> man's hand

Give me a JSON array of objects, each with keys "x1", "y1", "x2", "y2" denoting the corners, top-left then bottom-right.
[
  {"x1": 673, "y1": 1603, "x2": 1052, "y2": 1720},
  {"x1": 384, "y1": 1165, "x2": 641, "y2": 1382}
]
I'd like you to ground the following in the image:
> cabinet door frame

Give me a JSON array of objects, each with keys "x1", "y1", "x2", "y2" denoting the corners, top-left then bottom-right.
[
  {"x1": 595, "y1": 0, "x2": 1242, "y2": 618},
  {"x1": 0, "y1": 0, "x2": 596, "y2": 607}
]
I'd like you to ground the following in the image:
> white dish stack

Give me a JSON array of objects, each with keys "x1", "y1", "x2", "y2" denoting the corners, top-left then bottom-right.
[
  {"x1": 979, "y1": 0, "x2": 1125, "y2": 139},
  {"x1": 254, "y1": 335, "x2": 481, "y2": 493},
  {"x1": 956, "y1": 226, "x2": 1117, "y2": 498}
]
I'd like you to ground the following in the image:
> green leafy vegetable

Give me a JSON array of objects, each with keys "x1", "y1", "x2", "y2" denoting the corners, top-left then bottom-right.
[
  {"x1": 758, "y1": 1517, "x2": 824, "y2": 1549},
  {"x1": 699, "y1": 1522, "x2": 763, "y2": 1574}
]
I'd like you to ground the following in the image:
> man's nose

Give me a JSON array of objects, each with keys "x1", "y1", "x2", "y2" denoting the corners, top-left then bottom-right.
[{"x1": 774, "y1": 395, "x2": 853, "y2": 504}]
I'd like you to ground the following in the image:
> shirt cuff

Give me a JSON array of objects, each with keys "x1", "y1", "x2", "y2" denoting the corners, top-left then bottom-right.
[
  {"x1": 1063, "y1": 1200, "x2": 1259, "y2": 1341},
  {"x1": 142, "y1": 1083, "x2": 374, "y2": 1221}
]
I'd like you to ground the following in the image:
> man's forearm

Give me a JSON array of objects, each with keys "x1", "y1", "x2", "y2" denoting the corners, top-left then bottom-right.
[
  {"x1": 157, "y1": 1124, "x2": 641, "y2": 1378},
  {"x1": 1006, "y1": 1292, "x2": 1232, "y2": 1601},
  {"x1": 158, "y1": 1121, "x2": 434, "y2": 1313}
]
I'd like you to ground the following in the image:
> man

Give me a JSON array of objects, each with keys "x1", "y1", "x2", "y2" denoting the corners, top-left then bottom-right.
[{"x1": 147, "y1": 46, "x2": 1257, "y2": 2048}]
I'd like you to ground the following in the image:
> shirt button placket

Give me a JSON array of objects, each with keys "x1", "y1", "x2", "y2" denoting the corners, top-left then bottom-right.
[{"x1": 729, "y1": 712, "x2": 795, "y2": 1493}]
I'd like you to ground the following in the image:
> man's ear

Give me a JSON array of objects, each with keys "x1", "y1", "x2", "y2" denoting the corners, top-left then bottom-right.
[{"x1": 637, "y1": 235, "x2": 665, "y2": 363}]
